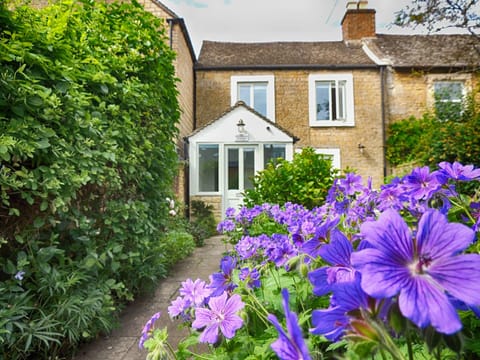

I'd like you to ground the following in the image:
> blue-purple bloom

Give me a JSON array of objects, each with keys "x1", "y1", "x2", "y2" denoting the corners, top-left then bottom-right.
[
  {"x1": 239, "y1": 267, "x2": 261, "y2": 289},
  {"x1": 438, "y1": 161, "x2": 480, "y2": 181},
  {"x1": 308, "y1": 229, "x2": 356, "y2": 296},
  {"x1": 301, "y1": 216, "x2": 340, "y2": 259},
  {"x1": 402, "y1": 166, "x2": 442, "y2": 201},
  {"x1": 168, "y1": 296, "x2": 191, "y2": 319},
  {"x1": 351, "y1": 208, "x2": 480, "y2": 334},
  {"x1": 310, "y1": 276, "x2": 368, "y2": 342},
  {"x1": 139, "y1": 312, "x2": 161, "y2": 349},
  {"x1": 179, "y1": 278, "x2": 211, "y2": 306},
  {"x1": 209, "y1": 256, "x2": 237, "y2": 297},
  {"x1": 192, "y1": 292, "x2": 245, "y2": 344},
  {"x1": 268, "y1": 288, "x2": 311, "y2": 360}
]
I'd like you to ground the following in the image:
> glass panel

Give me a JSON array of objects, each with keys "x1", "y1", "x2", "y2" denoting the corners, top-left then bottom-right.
[
  {"x1": 337, "y1": 80, "x2": 346, "y2": 120},
  {"x1": 243, "y1": 148, "x2": 255, "y2": 190},
  {"x1": 434, "y1": 81, "x2": 463, "y2": 102},
  {"x1": 238, "y1": 84, "x2": 251, "y2": 106},
  {"x1": 316, "y1": 81, "x2": 332, "y2": 120},
  {"x1": 228, "y1": 148, "x2": 239, "y2": 190},
  {"x1": 199, "y1": 144, "x2": 218, "y2": 192},
  {"x1": 253, "y1": 83, "x2": 267, "y2": 116},
  {"x1": 264, "y1": 144, "x2": 286, "y2": 166}
]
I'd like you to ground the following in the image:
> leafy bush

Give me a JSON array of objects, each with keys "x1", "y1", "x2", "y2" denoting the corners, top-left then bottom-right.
[
  {"x1": 0, "y1": 0, "x2": 180, "y2": 357},
  {"x1": 188, "y1": 200, "x2": 217, "y2": 246},
  {"x1": 161, "y1": 231, "x2": 196, "y2": 268},
  {"x1": 387, "y1": 92, "x2": 480, "y2": 168},
  {"x1": 243, "y1": 147, "x2": 338, "y2": 209}
]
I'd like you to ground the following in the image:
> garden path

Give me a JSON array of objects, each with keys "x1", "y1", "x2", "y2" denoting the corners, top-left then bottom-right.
[{"x1": 72, "y1": 235, "x2": 229, "y2": 360}]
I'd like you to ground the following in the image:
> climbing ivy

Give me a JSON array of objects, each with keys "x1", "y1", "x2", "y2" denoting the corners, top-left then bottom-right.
[{"x1": 0, "y1": 0, "x2": 180, "y2": 357}]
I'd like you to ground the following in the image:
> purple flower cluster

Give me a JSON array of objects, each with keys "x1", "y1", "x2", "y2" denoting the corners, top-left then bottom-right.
[
  {"x1": 147, "y1": 162, "x2": 480, "y2": 358},
  {"x1": 139, "y1": 312, "x2": 161, "y2": 349}
]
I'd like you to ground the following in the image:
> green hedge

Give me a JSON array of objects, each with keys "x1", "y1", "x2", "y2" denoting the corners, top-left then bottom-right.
[{"x1": 0, "y1": 0, "x2": 181, "y2": 357}]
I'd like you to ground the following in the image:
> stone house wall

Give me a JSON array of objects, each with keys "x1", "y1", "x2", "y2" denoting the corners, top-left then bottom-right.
[{"x1": 195, "y1": 68, "x2": 385, "y2": 188}]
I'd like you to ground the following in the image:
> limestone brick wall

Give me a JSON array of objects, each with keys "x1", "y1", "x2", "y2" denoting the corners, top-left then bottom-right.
[
  {"x1": 190, "y1": 195, "x2": 223, "y2": 222},
  {"x1": 196, "y1": 68, "x2": 385, "y2": 188}
]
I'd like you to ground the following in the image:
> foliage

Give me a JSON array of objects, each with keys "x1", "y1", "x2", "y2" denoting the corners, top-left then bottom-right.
[
  {"x1": 143, "y1": 161, "x2": 480, "y2": 360},
  {"x1": 188, "y1": 200, "x2": 217, "y2": 247},
  {"x1": 0, "y1": 0, "x2": 181, "y2": 357},
  {"x1": 243, "y1": 147, "x2": 338, "y2": 209},
  {"x1": 386, "y1": 94, "x2": 480, "y2": 172},
  {"x1": 394, "y1": 0, "x2": 480, "y2": 37},
  {"x1": 161, "y1": 231, "x2": 196, "y2": 268}
]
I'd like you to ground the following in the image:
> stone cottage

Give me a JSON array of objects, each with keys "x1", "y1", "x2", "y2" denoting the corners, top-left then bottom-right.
[{"x1": 188, "y1": 1, "x2": 480, "y2": 219}]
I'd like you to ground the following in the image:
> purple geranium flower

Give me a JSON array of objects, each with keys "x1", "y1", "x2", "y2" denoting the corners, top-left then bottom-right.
[
  {"x1": 438, "y1": 161, "x2": 480, "y2": 181},
  {"x1": 179, "y1": 278, "x2": 211, "y2": 306},
  {"x1": 239, "y1": 267, "x2": 261, "y2": 289},
  {"x1": 308, "y1": 229, "x2": 356, "y2": 296},
  {"x1": 168, "y1": 296, "x2": 191, "y2": 319},
  {"x1": 301, "y1": 216, "x2": 340, "y2": 259},
  {"x1": 209, "y1": 256, "x2": 237, "y2": 297},
  {"x1": 351, "y1": 208, "x2": 480, "y2": 334},
  {"x1": 310, "y1": 277, "x2": 368, "y2": 342},
  {"x1": 402, "y1": 166, "x2": 442, "y2": 201},
  {"x1": 192, "y1": 292, "x2": 244, "y2": 344},
  {"x1": 139, "y1": 312, "x2": 161, "y2": 349},
  {"x1": 268, "y1": 288, "x2": 311, "y2": 360}
]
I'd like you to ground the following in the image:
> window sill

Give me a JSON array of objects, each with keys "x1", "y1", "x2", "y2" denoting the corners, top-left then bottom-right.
[{"x1": 309, "y1": 121, "x2": 355, "y2": 127}]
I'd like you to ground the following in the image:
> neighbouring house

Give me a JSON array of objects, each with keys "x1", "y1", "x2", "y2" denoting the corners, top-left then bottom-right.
[{"x1": 188, "y1": 0, "x2": 480, "y2": 219}]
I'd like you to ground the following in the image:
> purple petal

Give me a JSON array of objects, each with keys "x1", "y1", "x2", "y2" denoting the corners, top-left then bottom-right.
[
  {"x1": 351, "y1": 248, "x2": 409, "y2": 298},
  {"x1": 308, "y1": 267, "x2": 331, "y2": 296},
  {"x1": 208, "y1": 292, "x2": 228, "y2": 313},
  {"x1": 223, "y1": 293, "x2": 245, "y2": 315},
  {"x1": 417, "y1": 209, "x2": 475, "y2": 259},
  {"x1": 198, "y1": 322, "x2": 219, "y2": 343},
  {"x1": 398, "y1": 277, "x2": 461, "y2": 334},
  {"x1": 429, "y1": 254, "x2": 480, "y2": 306},
  {"x1": 268, "y1": 314, "x2": 299, "y2": 360},
  {"x1": 192, "y1": 308, "x2": 214, "y2": 329},
  {"x1": 220, "y1": 314, "x2": 243, "y2": 338},
  {"x1": 360, "y1": 209, "x2": 414, "y2": 263},
  {"x1": 318, "y1": 229, "x2": 352, "y2": 266},
  {"x1": 310, "y1": 307, "x2": 348, "y2": 342}
]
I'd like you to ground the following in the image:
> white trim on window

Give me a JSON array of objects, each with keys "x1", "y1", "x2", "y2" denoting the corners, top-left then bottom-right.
[
  {"x1": 231, "y1": 75, "x2": 275, "y2": 121},
  {"x1": 308, "y1": 73, "x2": 354, "y2": 127}
]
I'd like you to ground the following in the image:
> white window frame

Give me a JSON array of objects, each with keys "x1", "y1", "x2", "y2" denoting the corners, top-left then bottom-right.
[
  {"x1": 427, "y1": 74, "x2": 471, "y2": 109},
  {"x1": 308, "y1": 73, "x2": 355, "y2": 127},
  {"x1": 195, "y1": 143, "x2": 222, "y2": 195},
  {"x1": 231, "y1": 75, "x2": 275, "y2": 122},
  {"x1": 295, "y1": 148, "x2": 341, "y2": 170}
]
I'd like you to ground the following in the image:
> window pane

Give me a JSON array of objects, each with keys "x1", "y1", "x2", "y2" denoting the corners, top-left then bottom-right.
[
  {"x1": 434, "y1": 81, "x2": 463, "y2": 102},
  {"x1": 264, "y1": 144, "x2": 286, "y2": 166},
  {"x1": 228, "y1": 148, "x2": 239, "y2": 190},
  {"x1": 199, "y1": 145, "x2": 219, "y2": 192},
  {"x1": 238, "y1": 84, "x2": 251, "y2": 105},
  {"x1": 316, "y1": 82, "x2": 332, "y2": 120},
  {"x1": 243, "y1": 148, "x2": 255, "y2": 190},
  {"x1": 253, "y1": 83, "x2": 267, "y2": 116},
  {"x1": 337, "y1": 80, "x2": 346, "y2": 120}
]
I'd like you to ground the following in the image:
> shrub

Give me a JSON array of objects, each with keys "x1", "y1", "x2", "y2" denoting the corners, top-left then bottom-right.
[
  {"x1": 188, "y1": 200, "x2": 217, "y2": 246},
  {"x1": 0, "y1": 0, "x2": 180, "y2": 357},
  {"x1": 243, "y1": 147, "x2": 338, "y2": 209}
]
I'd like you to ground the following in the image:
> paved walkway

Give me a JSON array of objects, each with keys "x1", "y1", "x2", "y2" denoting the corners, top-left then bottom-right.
[{"x1": 72, "y1": 235, "x2": 229, "y2": 360}]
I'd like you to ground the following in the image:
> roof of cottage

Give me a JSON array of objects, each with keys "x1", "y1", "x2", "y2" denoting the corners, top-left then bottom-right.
[
  {"x1": 196, "y1": 40, "x2": 377, "y2": 70},
  {"x1": 196, "y1": 34, "x2": 480, "y2": 70},
  {"x1": 366, "y1": 34, "x2": 480, "y2": 68}
]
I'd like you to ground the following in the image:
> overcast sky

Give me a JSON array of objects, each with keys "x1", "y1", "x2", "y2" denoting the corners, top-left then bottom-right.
[{"x1": 160, "y1": 0, "x2": 426, "y2": 55}]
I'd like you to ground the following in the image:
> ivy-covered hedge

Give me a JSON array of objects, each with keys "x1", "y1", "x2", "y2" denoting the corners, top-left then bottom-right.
[{"x1": 0, "y1": 0, "x2": 180, "y2": 357}]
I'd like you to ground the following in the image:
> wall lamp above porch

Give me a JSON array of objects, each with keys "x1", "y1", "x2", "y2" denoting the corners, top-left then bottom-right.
[
  {"x1": 235, "y1": 119, "x2": 249, "y2": 142},
  {"x1": 358, "y1": 143, "x2": 366, "y2": 154},
  {"x1": 237, "y1": 119, "x2": 246, "y2": 133}
]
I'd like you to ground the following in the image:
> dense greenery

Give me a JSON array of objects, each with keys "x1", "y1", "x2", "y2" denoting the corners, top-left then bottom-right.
[
  {"x1": 243, "y1": 147, "x2": 338, "y2": 209},
  {"x1": 386, "y1": 94, "x2": 480, "y2": 169},
  {"x1": 0, "y1": 0, "x2": 182, "y2": 357}
]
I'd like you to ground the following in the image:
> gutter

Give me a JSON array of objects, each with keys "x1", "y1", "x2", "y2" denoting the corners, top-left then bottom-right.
[
  {"x1": 195, "y1": 64, "x2": 379, "y2": 71},
  {"x1": 380, "y1": 65, "x2": 387, "y2": 179}
]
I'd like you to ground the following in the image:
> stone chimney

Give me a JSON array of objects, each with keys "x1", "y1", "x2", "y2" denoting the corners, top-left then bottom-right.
[{"x1": 341, "y1": 1, "x2": 376, "y2": 41}]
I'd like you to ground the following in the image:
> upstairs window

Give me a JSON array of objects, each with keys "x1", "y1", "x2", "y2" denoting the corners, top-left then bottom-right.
[
  {"x1": 434, "y1": 81, "x2": 465, "y2": 121},
  {"x1": 231, "y1": 75, "x2": 275, "y2": 121},
  {"x1": 309, "y1": 74, "x2": 354, "y2": 126}
]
